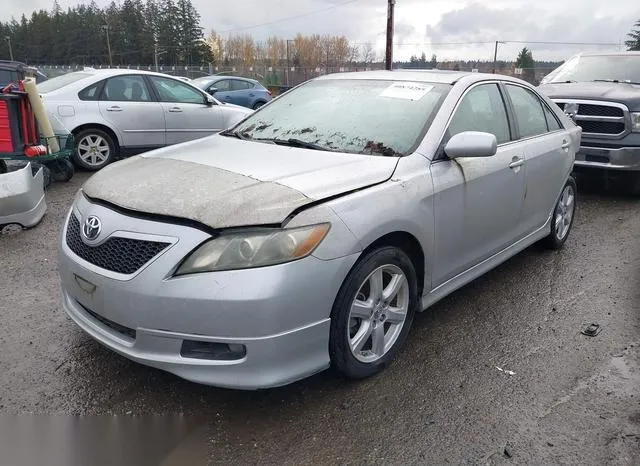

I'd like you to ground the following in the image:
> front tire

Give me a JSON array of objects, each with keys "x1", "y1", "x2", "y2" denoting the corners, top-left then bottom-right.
[
  {"x1": 329, "y1": 246, "x2": 418, "y2": 380},
  {"x1": 73, "y1": 128, "x2": 116, "y2": 171},
  {"x1": 542, "y1": 176, "x2": 577, "y2": 250}
]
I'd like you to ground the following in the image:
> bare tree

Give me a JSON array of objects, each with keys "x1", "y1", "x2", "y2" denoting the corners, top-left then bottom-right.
[
  {"x1": 266, "y1": 36, "x2": 286, "y2": 66},
  {"x1": 361, "y1": 42, "x2": 376, "y2": 65}
]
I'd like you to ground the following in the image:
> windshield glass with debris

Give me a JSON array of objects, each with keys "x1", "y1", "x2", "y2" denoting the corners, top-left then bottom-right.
[
  {"x1": 543, "y1": 55, "x2": 640, "y2": 84},
  {"x1": 229, "y1": 79, "x2": 451, "y2": 156}
]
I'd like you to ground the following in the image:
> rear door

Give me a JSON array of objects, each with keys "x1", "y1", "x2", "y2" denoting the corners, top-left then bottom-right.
[
  {"x1": 502, "y1": 83, "x2": 573, "y2": 235},
  {"x1": 431, "y1": 82, "x2": 526, "y2": 287},
  {"x1": 147, "y1": 75, "x2": 224, "y2": 145},
  {"x1": 97, "y1": 74, "x2": 165, "y2": 148},
  {"x1": 229, "y1": 79, "x2": 254, "y2": 107}
]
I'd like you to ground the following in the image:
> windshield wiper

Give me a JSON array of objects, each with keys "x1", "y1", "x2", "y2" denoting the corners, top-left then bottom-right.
[
  {"x1": 270, "y1": 138, "x2": 333, "y2": 152},
  {"x1": 550, "y1": 80, "x2": 578, "y2": 83},
  {"x1": 593, "y1": 79, "x2": 640, "y2": 85}
]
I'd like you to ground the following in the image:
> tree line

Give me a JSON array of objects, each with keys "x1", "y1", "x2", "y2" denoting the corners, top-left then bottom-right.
[{"x1": 0, "y1": 0, "x2": 208, "y2": 66}]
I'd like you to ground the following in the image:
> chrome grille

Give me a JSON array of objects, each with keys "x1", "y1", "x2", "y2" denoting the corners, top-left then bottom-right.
[
  {"x1": 65, "y1": 213, "x2": 170, "y2": 275},
  {"x1": 553, "y1": 100, "x2": 628, "y2": 137}
]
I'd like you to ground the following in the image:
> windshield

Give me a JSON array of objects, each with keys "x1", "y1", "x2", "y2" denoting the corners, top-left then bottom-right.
[
  {"x1": 230, "y1": 79, "x2": 450, "y2": 156},
  {"x1": 543, "y1": 55, "x2": 640, "y2": 84},
  {"x1": 37, "y1": 72, "x2": 93, "y2": 93}
]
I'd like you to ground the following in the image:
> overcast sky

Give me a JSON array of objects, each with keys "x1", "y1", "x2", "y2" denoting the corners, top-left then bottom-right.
[{"x1": 6, "y1": 0, "x2": 640, "y2": 61}]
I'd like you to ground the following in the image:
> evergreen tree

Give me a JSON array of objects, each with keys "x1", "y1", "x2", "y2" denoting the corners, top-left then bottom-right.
[{"x1": 626, "y1": 20, "x2": 640, "y2": 51}]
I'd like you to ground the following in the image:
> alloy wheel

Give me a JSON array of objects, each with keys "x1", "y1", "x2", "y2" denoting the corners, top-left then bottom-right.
[
  {"x1": 348, "y1": 264, "x2": 410, "y2": 363},
  {"x1": 77, "y1": 134, "x2": 111, "y2": 168},
  {"x1": 555, "y1": 184, "x2": 575, "y2": 241}
]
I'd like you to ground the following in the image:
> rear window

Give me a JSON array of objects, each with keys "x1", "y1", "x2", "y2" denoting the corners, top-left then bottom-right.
[{"x1": 37, "y1": 72, "x2": 93, "y2": 93}]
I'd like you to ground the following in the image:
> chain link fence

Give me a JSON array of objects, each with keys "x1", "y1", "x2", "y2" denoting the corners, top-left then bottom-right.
[{"x1": 37, "y1": 62, "x2": 557, "y2": 92}]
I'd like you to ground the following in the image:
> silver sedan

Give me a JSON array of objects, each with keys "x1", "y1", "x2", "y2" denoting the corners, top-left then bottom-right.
[{"x1": 58, "y1": 70, "x2": 581, "y2": 389}]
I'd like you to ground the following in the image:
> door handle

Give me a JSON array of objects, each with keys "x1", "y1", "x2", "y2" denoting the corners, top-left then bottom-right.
[
  {"x1": 561, "y1": 140, "x2": 571, "y2": 150},
  {"x1": 106, "y1": 106, "x2": 122, "y2": 112},
  {"x1": 509, "y1": 157, "x2": 525, "y2": 169},
  {"x1": 168, "y1": 107, "x2": 183, "y2": 113}
]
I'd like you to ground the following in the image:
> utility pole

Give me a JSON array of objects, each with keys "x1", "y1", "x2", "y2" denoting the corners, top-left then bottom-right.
[
  {"x1": 5, "y1": 36, "x2": 13, "y2": 61},
  {"x1": 493, "y1": 41, "x2": 504, "y2": 74},
  {"x1": 102, "y1": 24, "x2": 112, "y2": 67},
  {"x1": 385, "y1": 0, "x2": 395, "y2": 70}
]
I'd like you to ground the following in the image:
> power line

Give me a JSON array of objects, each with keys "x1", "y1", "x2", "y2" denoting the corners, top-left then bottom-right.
[{"x1": 218, "y1": 0, "x2": 362, "y2": 34}]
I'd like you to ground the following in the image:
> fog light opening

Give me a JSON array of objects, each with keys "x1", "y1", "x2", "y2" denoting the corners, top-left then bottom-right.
[{"x1": 180, "y1": 340, "x2": 246, "y2": 361}]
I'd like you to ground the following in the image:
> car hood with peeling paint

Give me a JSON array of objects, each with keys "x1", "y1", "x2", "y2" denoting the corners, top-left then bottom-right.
[{"x1": 81, "y1": 134, "x2": 399, "y2": 229}]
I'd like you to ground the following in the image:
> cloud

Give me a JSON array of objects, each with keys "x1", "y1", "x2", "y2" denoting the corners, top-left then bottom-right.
[{"x1": 4, "y1": 0, "x2": 640, "y2": 61}]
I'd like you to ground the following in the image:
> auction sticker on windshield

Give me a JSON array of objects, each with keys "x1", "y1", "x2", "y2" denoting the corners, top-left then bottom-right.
[{"x1": 379, "y1": 82, "x2": 433, "y2": 100}]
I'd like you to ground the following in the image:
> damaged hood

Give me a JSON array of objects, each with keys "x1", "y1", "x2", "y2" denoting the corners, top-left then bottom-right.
[{"x1": 82, "y1": 135, "x2": 399, "y2": 229}]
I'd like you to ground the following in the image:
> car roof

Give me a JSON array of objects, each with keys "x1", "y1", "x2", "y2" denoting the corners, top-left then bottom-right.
[
  {"x1": 199, "y1": 75, "x2": 259, "y2": 83},
  {"x1": 575, "y1": 51, "x2": 640, "y2": 57},
  {"x1": 316, "y1": 69, "x2": 524, "y2": 85}
]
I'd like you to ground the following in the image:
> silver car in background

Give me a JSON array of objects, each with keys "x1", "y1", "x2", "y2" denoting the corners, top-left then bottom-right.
[
  {"x1": 39, "y1": 69, "x2": 252, "y2": 171},
  {"x1": 58, "y1": 70, "x2": 581, "y2": 389}
]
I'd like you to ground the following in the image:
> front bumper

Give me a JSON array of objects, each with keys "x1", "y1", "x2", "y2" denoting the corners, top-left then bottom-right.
[
  {"x1": 58, "y1": 197, "x2": 359, "y2": 389},
  {"x1": 575, "y1": 145, "x2": 640, "y2": 171}
]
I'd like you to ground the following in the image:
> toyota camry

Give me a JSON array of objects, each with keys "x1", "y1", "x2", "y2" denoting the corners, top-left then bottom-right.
[{"x1": 58, "y1": 70, "x2": 581, "y2": 389}]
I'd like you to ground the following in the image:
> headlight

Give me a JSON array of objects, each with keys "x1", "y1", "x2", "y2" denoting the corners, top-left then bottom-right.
[
  {"x1": 175, "y1": 223, "x2": 331, "y2": 275},
  {"x1": 632, "y1": 112, "x2": 640, "y2": 132}
]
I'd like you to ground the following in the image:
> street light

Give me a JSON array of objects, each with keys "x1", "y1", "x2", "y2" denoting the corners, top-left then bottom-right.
[{"x1": 5, "y1": 36, "x2": 13, "y2": 61}]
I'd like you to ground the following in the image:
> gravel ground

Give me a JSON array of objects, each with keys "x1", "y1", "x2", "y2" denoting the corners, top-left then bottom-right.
[{"x1": 0, "y1": 172, "x2": 639, "y2": 465}]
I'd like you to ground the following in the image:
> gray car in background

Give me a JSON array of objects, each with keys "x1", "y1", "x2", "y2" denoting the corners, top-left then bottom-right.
[{"x1": 58, "y1": 70, "x2": 581, "y2": 389}]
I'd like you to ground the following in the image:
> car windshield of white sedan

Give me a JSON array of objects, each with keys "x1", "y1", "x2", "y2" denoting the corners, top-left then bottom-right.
[
  {"x1": 37, "y1": 72, "x2": 93, "y2": 93},
  {"x1": 230, "y1": 79, "x2": 450, "y2": 156},
  {"x1": 544, "y1": 55, "x2": 640, "y2": 84}
]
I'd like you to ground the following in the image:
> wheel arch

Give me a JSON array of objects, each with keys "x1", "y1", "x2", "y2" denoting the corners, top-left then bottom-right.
[
  {"x1": 72, "y1": 123, "x2": 121, "y2": 151},
  {"x1": 360, "y1": 231, "x2": 426, "y2": 298}
]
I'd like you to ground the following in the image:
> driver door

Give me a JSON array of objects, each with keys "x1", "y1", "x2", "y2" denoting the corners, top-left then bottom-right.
[
  {"x1": 148, "y1": 75, "x2": 224, "y2": 145},
  {"x1": 430, "y1": 82, "x2": 526, "y2": 287}
]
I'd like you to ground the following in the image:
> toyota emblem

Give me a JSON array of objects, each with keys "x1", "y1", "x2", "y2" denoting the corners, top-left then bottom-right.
[{"x1": 82, "y1": 216, "x2": 102, "y2": 241}]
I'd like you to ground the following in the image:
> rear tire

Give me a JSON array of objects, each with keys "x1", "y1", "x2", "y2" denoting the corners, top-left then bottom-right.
[
  {"x1": 252, "y1": 101, "x2": 266, "y2": 110},
  {"x1": 542, "y1": 176, "x2": 577, "y2": 250},
  {"x1": 329, "y1": 246, "x2": 418, "y2": 380},
  {"x1": 73, "y1": 128, "x2": 116, "y2": 171},
  {"x1": 0, "y1": 160, "x2": 7, "y2": 174}
]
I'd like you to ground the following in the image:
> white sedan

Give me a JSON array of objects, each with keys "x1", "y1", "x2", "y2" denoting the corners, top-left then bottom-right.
[{"x1": 39, "y1": 69, "x2": 253, "y2": 170}]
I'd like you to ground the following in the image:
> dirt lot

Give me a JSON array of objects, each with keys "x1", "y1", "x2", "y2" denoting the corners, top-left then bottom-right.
[{"x1": 1, "y1": 172, "x2": 639, "y2": 465}]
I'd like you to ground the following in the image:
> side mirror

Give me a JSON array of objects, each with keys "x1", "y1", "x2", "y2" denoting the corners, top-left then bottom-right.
[
  {"x1": 208, "y1": 87, "x2": 218, "y2": 94},
  {"x1": 444, "y1": 131, "x2": 497, "y2": 158},
  {"x1": 205, "y1": 94, "x2": 216, "y2": 106}
]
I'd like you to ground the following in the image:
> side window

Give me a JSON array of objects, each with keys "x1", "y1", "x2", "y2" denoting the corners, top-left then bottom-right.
[
  {"x1": 505, "y1": 84, "x2": 548, "y2": 138},
  {"x1": 230, "y1": 80, "x2": 252, "y2": 91},
  {"x1": 543, "y1": 104, "x2": 562, "y2": 131},
  {"x1": 149, "y1": 76, "x2": 205, "y2": 104},
  {"x1": 78, "y1": 82, "x2": 102, "y2": 101},
  {"x1": 448, "y1": 83, "x2": 511, "y2": 145},
  {"x1": 213, "y1": 79, "x2": 231, "y2": 91},
  {"x1": 101, "y1": 75, "x2": 151, "y2": 102}
]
